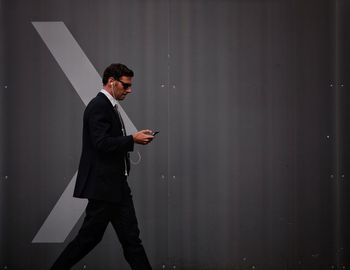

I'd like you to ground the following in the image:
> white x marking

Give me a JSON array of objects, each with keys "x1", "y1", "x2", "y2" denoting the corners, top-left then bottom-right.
[{"x1": 32, "y1": 21, "x2": 137, "y2": 243}]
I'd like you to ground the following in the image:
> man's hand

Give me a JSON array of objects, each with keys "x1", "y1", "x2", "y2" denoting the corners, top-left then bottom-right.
[{"x1": 132, "y1": 130, "x2": 155, "y2": 145}]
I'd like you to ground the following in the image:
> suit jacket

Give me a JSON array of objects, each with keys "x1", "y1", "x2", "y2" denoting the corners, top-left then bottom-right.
[{"x1": 73, "y1": 92, "x2": 134, "y2": 203}]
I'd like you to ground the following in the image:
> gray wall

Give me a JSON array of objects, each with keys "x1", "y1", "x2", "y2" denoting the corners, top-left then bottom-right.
[{"x1": 1, "y1": 0, "x2": 349, "y2": 269}]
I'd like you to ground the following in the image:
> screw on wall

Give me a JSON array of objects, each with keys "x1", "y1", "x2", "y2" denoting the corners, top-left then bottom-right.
[
  {"x1": 4, "y1": 85, "x2": 8, "y2": 89},
  {"x1": 160, "y1": 84, "x2": 165, "y2": 88},
  {"x1": 336, "y1": 247, "x2": 344, "y2": 255},
  {"x1": 311, "y1": 253, "x2": 320, "y2": 259}
]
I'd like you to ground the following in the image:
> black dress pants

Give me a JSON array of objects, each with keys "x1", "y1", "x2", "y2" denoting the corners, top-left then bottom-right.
[{"x1": 50, "y1": 193, "x2": 152, "y2": 270}]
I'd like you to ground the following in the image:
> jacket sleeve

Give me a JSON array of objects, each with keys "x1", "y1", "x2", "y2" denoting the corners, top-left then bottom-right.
[{"x1": 87, "y1": 103, "x2": 134, "y2": 153}]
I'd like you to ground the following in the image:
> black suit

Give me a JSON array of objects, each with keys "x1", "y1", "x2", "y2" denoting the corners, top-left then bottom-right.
[
  {"x1": 73, "y1": 92, "x2": 133, "y2": 203},
  {"x1": 51, "y1": 92, "x2": 152, "y2": 270}
]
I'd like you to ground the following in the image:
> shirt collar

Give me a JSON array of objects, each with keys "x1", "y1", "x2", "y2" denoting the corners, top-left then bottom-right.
[{"x1": 100, "y1": 89, "x2": 118, "y2": 107}]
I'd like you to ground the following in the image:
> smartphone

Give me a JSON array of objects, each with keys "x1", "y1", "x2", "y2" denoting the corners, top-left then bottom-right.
[{"x1": 152, "y1": 131, "x2": 159, "y2": 136}]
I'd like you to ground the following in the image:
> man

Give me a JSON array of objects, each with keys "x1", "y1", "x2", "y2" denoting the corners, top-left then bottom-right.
[{"x1": 51, "y1": 63, "x2": 154, "y2": 270}]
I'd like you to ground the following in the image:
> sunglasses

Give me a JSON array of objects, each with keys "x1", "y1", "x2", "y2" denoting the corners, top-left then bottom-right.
[{"x1": 117, "y1": 80, "x2": 132, "y2": 90}]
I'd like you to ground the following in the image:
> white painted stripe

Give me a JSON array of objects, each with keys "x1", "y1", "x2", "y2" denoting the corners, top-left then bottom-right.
[{"x1": 32, "y1": 173, "x2": 86, "y2": 243}]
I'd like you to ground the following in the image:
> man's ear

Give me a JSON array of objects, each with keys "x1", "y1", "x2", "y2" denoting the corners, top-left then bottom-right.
[{"x1": 108, "y1": 77, "x2": 115, "y2": 86}]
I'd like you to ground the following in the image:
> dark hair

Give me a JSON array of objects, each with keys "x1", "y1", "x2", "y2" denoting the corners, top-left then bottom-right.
[{"x1": 102, "y1": 63, "x2": 134, "y2": 85}]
